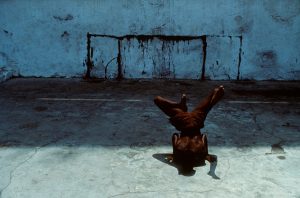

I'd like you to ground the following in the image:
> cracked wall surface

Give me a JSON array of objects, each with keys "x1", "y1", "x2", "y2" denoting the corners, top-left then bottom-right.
[{"x1": 0, "y1": 0, "x2": 299, "y2": 80}]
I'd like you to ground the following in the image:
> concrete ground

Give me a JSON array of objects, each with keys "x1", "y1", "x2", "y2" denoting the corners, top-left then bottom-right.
[{"x1": 0, "y1": 78, "x2": 299, "y2": 198}]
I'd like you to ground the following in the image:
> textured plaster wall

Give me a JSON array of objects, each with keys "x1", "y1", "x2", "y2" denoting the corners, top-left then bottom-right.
[{"x1": 0, "y1": 0, "x2": 299, "y2": 80}]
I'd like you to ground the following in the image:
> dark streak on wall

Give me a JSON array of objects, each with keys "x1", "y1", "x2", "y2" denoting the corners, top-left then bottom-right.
[
  {"x1": 201, "y1": 35, "x2": 207, "y2": 80},
  {"x1": 85, "y1": 33, "x2": 93, "y2": 78},
  {"x1": 104, "y1": 57, "x2": 117, "y2": 79},
  {"x1": 237, "y1": 36, "x2": 243, "y2": 80},
  {"x1": 89, "y1": 34, "x2": 202, "y2": 41},
  {"x1": 117, "y1": 40, "x2": 123, "y2": 80}
]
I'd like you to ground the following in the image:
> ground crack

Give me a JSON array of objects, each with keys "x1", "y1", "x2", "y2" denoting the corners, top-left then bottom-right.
[
  {"x1": 0, "y1": 132, "x2": 71, "y2": 197},
  {"x1": 0, "y1": 148, "x2": 38, "y2": 197}
]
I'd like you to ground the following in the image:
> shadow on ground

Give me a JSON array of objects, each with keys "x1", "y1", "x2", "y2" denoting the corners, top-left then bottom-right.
[{"x1": 152, "y1": 153, "x2": 220, "y2": 178}]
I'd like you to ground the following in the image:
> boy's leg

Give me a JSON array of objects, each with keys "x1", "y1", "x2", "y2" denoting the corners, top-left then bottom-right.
[
  {"x1": 154, "y1": 94, "x2": 187, "y2": 117},
  {"x1": 193, "y1": 85, "x2": 224, "y2": 116}
]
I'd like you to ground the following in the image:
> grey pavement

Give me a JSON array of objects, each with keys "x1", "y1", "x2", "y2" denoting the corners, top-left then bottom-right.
[{"x1": 0, "y1": 78, "x2": 299, "y2": 198}]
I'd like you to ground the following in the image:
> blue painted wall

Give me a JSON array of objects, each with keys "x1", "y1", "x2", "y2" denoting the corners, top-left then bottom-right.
[{"x1": 0, "y1": 0, "x2": 299, "y2": 80}]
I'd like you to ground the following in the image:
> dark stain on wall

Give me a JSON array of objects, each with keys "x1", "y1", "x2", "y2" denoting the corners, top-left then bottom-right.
[
  {"x1": 263, "y1": 1, "x2": 300, "y2": 25},
  {"x1": 53, "y1": 14, "x2": 74, "y2": 21},
  {"x1": 61, "y1": 31, "x2": 70, "y2": 38},
  {"x1": 149, "y1": 0, "x2": 164, "y2": 8},
  {"x1": 234, "y1": 16, "x2": 253, "y2": 34},
  {"x1": 256, "y1": 50, "x2": 277, "y2": 68},
  {"x1": 151, "y1": 25, "x2": 166, "y2": 35},
  {"x1": 234, "y1": 15, "x2": 243, "y2": 23},
  {"x1": 0, "y1": 51, "x2": 9, "y2": 62},
  {"x1": 129, "y1": 24, "x2": 138, "y2": 34},
  {"x1": 238, "y1": 21, "x2": 253, "y2": 34},
  {"x1": 271, "y1": 15, "x2": 291, "y2": 24},
  {"x1": 3, "y1": 29, "x2": 13, "y2": 36}
]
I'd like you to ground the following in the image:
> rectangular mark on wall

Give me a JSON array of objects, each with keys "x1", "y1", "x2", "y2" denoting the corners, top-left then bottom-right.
[{"x1": 85, "y1": 33, "x2": 242, "y2": 80}]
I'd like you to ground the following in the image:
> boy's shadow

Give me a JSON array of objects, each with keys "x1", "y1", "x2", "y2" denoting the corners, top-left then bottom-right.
[{"x1": 152, "y1": 153, "x2": 220, "y2": 179}]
